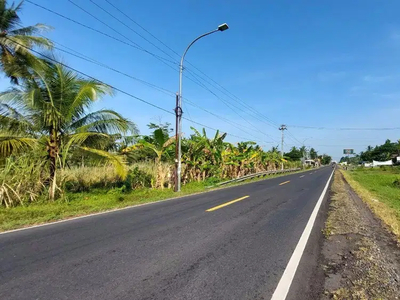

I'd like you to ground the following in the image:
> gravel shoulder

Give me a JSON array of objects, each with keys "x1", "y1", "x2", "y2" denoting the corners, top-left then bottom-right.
[{"x1": 321, "y1": 171, "x2": 400, "y2": 299}]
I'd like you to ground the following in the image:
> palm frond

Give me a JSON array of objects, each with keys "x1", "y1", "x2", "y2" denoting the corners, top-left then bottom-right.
[
  {"x1": 9, "y1": 24, "x2": 53, "y2": 37},
  {"x1": 68, "y1": 81, "x2": 113, "y2": 120},
  {"x1": 79, "y1": 146, "x2": 127, "y2": 179},
  {"x1": 138, "y1": 139, "x2": 160, "y2": 156},
  {"x1": 0, "y1": 135, "x2": 36, "y2": 156},
  {"x1": 70, "y1": 109, "x2": 138, "y2": 135},
  {"x1": 163, "y1": 136, "x2": 175, "y2": 148}
]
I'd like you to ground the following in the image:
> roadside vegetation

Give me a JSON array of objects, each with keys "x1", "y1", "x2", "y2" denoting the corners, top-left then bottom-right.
[
  {"x1": 0, "y1": 1, "x2": 330, "y2": 230},
  {"x1": 322, "y1": 172, "x2": 400, "y2": 299},
  {"x1": 342, "y1": 167, "x2": 400, "y2": 239}
]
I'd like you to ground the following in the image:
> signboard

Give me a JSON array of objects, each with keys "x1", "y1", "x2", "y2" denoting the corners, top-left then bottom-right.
[{"x1": 343, "y1": 149, "x2": 354, "y2": 155}]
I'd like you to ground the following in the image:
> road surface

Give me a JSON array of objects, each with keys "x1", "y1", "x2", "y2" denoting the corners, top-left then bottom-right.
[{"x1": 0, "y1": 167, "x2": 333, "y2": 300}]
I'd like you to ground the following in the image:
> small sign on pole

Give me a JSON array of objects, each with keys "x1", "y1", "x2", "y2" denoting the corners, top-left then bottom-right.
[{"x1": 343, "y1": 149, "x2": 354, "y2": 155}]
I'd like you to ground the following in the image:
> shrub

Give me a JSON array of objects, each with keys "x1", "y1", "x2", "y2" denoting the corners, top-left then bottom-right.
[{"x1": 122, "y1": 167, "x2": 152, "y2": 191}]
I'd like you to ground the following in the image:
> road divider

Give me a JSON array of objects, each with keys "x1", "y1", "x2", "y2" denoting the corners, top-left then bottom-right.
[
  {"x1": 206, "y1": 196, "x2": 250, "y2": 212},
  {"x1": 279, "y1": 181, "x2": 290, "y2": 186}
]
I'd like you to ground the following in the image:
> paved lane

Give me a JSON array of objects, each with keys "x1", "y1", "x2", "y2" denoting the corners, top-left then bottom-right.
[{"x1": 0, "y1": 167, "x2": 333, "y2": 300}]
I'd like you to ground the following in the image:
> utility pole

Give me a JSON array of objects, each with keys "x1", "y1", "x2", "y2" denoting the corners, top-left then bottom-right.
[
  {"x1": 279, "y1": 125, "x2": 287, "y2": 170},
  {"x1": 174, "y1": 93, "x2": 182, "y2": 192},
  {"x1": 175, "y1": 23, "x2": 229, "y2": 192}
]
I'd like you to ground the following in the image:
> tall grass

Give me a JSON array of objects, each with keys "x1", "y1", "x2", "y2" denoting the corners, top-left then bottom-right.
[
  {"x1": 63, "y1": 161, "x2": 173, "y2": 192},
  {"x1": 0, "y1": 155, "x2": 46, "y2": 207}
]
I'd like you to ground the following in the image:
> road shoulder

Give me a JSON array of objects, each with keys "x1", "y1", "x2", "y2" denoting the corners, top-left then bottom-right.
[{"x1": 321, "y1": 171, "x2": 400, "y2": 299}]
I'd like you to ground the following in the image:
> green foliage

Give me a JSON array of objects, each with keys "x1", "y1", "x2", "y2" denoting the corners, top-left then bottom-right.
[
  {"x1": 0, "y1": 0, "x2": 53, "y2": 83},
  {"x1": 284, "y1": 146, "x2": 303, "y2": 161},
  {"x1": 347, "y1": 167, "x2": 400, "y2": 228},
  {"x1": 360, "y1": 139, "x2": 399, "y2": 162},
  {"x1": 320, "y1": 154, "x2": 332, "y2": 165},
  {"x1": 309, "y1": 148, "x2": 318, "y2": 159},
  {"x1": 0, "y1": 153, "x2": 47, "y2": 207},
  {"x1": 0, "y1": 63, "x2": 138, "y2": 200},
  {"x1": 122, "y1": 167, "x2": 152, "y2": 191}
]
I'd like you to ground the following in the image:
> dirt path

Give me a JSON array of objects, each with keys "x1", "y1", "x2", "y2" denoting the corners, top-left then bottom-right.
[{"x1": 321, "y1": 171, "x2": 400, "y2": 299}]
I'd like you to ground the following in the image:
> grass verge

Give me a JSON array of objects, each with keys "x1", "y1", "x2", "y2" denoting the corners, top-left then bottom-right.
[
  {"x1": 341, "y1": 167, "x2": 400, "y2": 239},
  {"x1": 0, "y1": 168, "x2": 310, "y2": 232},
  {"x1": 322, "y1": 171, "x2": 400, "y2": 299}
]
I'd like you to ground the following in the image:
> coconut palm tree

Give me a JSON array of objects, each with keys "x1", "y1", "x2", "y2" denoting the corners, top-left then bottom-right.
[
  {"x1": 0, "y1": 0, "x2": 52, "y2": 83},
  {"x1": 1, "y1": 1, "x2": 52, "y2": 73},
  {"x1": 0, "y1": 63, "x2": 137, "y2": 199}
]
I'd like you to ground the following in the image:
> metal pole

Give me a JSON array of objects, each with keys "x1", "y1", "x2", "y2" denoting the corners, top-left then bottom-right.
[
  {"x1": 279, "y1": 125, "x2": 287, "y2": 170},
  {"x1": 174, "y1": 93, "x2": 180, "y2": 192},
  {"x1": 176, "y1": 28, "x2": 221, "y2": 192}
]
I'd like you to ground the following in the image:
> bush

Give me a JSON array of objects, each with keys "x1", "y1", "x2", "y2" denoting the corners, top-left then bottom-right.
[{"x1": 122, "y1": 167, "x2": 152, "y2": 191}]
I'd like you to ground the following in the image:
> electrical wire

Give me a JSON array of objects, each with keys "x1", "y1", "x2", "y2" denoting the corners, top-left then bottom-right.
[
  {"x1": 26, "y1": 0, "x2": 177, "y2": 67},
  {"x1": 287, "y1": 124, "x2": 400, "y2": 131},
  {"x1": 6, "y1": 37, "x2": 268, "y2": 143},
  {"x1": 41, "y1": 39, "x2": 271, "y2": 143},
  {"x1": 27, "y1": 0, "x2": 278, "y2": 142},
  {"x1": 100, "y1": 0, "x2": 282, "y2": 130}
]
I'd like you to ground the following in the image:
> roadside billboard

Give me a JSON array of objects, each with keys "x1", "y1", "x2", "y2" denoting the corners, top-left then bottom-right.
[{"x1": 343, "y1": 149, "x2": 354, "y2": 155}]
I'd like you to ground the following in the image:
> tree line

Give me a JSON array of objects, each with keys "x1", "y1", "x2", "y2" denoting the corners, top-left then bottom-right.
[
  {"x1": 340, "y1": 139, "x2": 400, "y2": 164},
  {"x1": 0, "y1": 1, "x2": 329, "y2": 206}
]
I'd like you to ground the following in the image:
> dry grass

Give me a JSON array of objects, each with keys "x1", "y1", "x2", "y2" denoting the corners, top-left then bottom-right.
[
  {"x1": 341, "y1": 169, "x2": 400, "y2": 239},
  {"x1": 324, "y1": 172, "x2": 364, "y2": 237},
  {"x1": 323, "y1": 171, "x2": 400, "y2": 300}
]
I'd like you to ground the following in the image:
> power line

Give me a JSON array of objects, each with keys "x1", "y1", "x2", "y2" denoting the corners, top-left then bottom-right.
[
  {"x1": 27, "y1": 0, "x2": 277, "y2": 142},
  {"x1": 42, "y1": 39, "x2": 271, "y2": 143},
  {"x1": 89, "y1": 0, "x2": 179, "y2": 63},
  {"x1": 26, "y1": 0, "x2": 177, "y2": 67},
  {"x1": 83, "y1": 0, "x2": 278, "y2": 143},
  {"x1": 287, "y1": 124, "x2": 400, "y2": 131},
  {"x1": 103, "y1": 0, "x2": 184, "y2": 60},
  {"x1": 6, "y1": 37, "x2": 267, "y2": 144},
  {"x1": 88, "y1": 0, "x2": 282, "y2": 135}
]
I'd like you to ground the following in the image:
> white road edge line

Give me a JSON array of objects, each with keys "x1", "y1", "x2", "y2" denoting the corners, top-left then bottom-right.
[{"x1": 270, "y1": 169, "x2": 334, "y2": 300}]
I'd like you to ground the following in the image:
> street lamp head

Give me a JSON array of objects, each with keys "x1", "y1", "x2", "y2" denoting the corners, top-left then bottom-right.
[{"x1": 218, "y1": 23, "x2": 229, "y2": 31}]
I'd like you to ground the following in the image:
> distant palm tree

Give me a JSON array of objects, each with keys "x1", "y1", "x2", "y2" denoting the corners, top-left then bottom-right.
[
  {"x1": 0, "y1": 0, "x2": 52, "y2": 83},
  {"x1": 0, "y1": 63, "x2": 137, "y2": 199}
]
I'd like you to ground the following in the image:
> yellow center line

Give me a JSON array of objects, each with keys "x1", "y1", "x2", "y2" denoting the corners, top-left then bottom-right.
[
  {"x1": 279, "y1": 180, "x2": 290, "y2": 186},
  {"x1": 206, "y1": 196, "x2": 250, "y2": 212}
]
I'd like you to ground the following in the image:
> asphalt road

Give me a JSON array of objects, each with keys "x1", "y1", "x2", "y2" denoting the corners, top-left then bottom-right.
[{"x1": 0, "y1": 167, "x2": 333, "y2": 300}]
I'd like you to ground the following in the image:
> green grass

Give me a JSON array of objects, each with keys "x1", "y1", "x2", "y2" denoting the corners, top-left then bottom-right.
[
  {"x1": 343, "y1": 166, "x2": 400, "y2": 237},
  {"x1": 0, "y1": 168, "x2": 308, "y2": 232},
  {"x1": 0, "y1": 180, "x2": 213, "y2": 232}
]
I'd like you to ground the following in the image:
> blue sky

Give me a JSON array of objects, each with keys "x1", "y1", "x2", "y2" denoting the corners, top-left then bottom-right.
[{"x1": 2, "y1": 0, "x2": 400, "y2": 160}]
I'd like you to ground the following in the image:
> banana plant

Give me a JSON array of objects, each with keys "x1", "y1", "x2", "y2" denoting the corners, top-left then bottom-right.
[{"x1": 125, "y1": 128, "x2": 175, "y2": 189}]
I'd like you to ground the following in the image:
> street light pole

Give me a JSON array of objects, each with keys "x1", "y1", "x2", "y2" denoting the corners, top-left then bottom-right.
[{"x1": 175, "y1": 23, "x2": 229, "y2": 192}]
